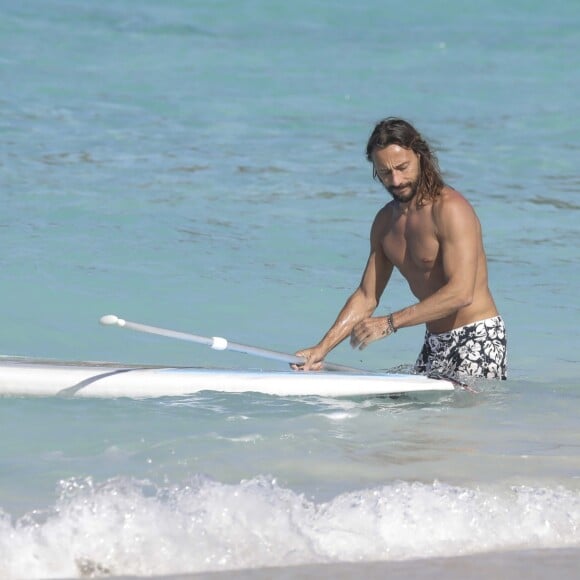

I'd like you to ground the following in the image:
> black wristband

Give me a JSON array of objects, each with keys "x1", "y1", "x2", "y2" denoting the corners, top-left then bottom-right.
[{"x1": 386, "y1": 313, "x2": 397, "y2": 334}]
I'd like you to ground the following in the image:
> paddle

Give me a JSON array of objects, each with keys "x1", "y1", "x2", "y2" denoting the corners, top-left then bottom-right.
[{"x1": 99, "y1": 315, "x2": 361, "y2": 373}]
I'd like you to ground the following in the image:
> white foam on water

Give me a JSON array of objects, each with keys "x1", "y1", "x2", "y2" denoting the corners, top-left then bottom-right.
[
  {"x1": 0, "y1": 476, "x2": 579, "y2": 579},
  {"x1": 318, "y1": 411, "x2": 358, "y2": 421},
  {"x1": 216, "y1": 434, "x2": 264, "y2": 444}
]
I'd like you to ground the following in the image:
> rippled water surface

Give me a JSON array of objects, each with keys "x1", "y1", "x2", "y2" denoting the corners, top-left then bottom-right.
[{"x1": 1, "y1": 0, "x2": 579, "y2": 577}]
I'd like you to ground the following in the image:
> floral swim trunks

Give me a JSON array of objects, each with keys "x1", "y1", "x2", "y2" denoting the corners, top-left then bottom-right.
[{"x1": 415, "y1": 316, "x2": 507, "y2": 381}]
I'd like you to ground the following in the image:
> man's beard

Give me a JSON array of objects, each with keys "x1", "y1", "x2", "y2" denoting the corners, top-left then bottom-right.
[{"x1": 387, "y1": 179, "x2": 419, "y2": 203}]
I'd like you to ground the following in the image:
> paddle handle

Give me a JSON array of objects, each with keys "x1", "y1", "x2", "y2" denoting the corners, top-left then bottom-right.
[{"x1": 99, "y1": 315, "x2": 360, "y2": 373}]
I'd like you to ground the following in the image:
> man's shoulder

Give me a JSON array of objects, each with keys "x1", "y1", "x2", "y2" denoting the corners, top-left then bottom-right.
[
  {"x1": 439, "y1": 185, "x2": 468, "y2": 203},
  {"x1": 435, "y1": 186, "x2": 475, "y2": 215},
  {"x1": 369, "y1": 201, "x2": 395, "y2": 240},
  {"x1": 372, "y1": 200, "x2": 395, "y2": 221},
  {"x1": 433, "y1": 187, "x2": 479, "y2": 233}
]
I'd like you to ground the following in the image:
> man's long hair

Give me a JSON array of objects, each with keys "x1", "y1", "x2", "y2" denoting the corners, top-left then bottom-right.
[{"x1": 366, "y1": 118, "x2": 445, "y2": 206}]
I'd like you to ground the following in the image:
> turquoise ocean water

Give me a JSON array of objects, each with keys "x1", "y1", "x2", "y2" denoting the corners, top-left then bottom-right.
[{"x1": 1, "y1": 0, "x2": 579, "y2": 577}]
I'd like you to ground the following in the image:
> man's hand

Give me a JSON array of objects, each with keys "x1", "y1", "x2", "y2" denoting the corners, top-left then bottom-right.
[
  {"x1": 350, "y1": 316, "x2": 392, "y2": 350},
  {"x1": 291, "y1": 346, "x2": 326, "y2": 371}
]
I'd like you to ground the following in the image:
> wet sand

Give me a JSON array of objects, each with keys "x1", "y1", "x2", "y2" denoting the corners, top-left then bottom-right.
[{"x1": 108, "y1": 547, "x2": 580, "y2": 580}]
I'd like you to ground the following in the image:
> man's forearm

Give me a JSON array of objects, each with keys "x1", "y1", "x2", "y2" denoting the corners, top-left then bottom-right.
[
  {"x1": 318, "y1": 290, "x2": 378, "y2": 354},
  {"x1": 391, "y1": 283, "x2": 472, "y2": 330}
]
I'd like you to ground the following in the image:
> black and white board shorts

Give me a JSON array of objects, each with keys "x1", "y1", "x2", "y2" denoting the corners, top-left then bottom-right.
[{"x1": 415, "y1": 316, "x2": 507, "y2": 381}]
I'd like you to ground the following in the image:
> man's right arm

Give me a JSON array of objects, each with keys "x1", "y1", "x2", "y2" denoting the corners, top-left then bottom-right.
[{"x1": 293, "y1": 208, "x2": 393, "y2": 371}]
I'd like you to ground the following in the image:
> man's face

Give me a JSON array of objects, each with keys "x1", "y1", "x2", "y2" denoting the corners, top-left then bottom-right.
[{"x1": 372, "y1": 144, "x2": 421, "y2": 203}]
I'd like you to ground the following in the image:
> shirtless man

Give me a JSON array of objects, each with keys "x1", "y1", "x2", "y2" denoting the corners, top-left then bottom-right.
[{"x1": 294, "y1": 118, "x2": 507, "y2": 381}]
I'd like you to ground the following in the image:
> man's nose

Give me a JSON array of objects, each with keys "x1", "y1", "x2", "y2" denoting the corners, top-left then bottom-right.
[{"x1": 391, "y1": 170, "x2": 403, "y2": 186}]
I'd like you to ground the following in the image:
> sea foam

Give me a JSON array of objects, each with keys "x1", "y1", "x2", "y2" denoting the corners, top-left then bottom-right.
[{"x1": 0, "y1": 475, "x2": 579, "y2": 579}]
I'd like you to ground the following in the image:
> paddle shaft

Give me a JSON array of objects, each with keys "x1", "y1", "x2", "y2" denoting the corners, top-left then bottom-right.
[{"x1": 100, "y1": 316, "x2": 360, "y2": 373}]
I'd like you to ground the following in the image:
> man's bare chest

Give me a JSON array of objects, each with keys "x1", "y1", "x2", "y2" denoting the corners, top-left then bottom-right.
[{"x1": 381, "y1": 214, "x2": 441, "y2": 275}]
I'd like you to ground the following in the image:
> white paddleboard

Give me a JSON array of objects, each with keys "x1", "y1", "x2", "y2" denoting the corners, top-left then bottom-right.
[{"x1": 0, "y1": 357, "x2": 455, "y2": 399}]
